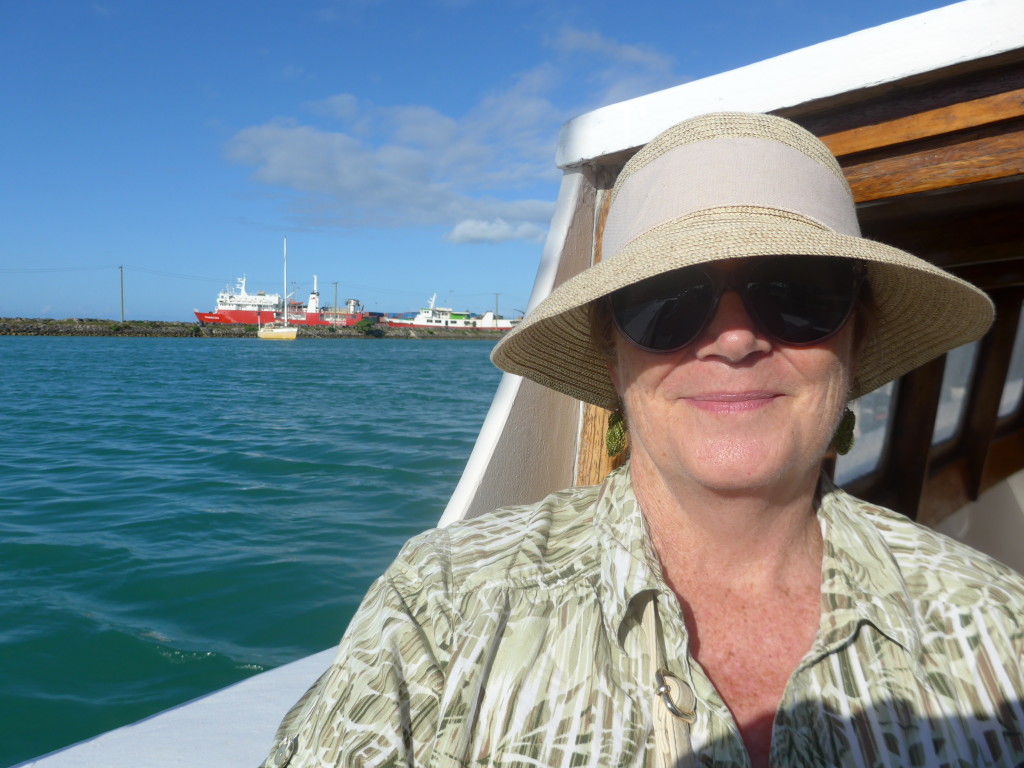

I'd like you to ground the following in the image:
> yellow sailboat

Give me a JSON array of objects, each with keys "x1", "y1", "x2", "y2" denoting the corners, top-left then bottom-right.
[
  {"x1": 257, "y1": 238, "x2": 298, "y2": 340},
  {"x1": 257, "y1": 323, "x2": 297, "y2": 340}
]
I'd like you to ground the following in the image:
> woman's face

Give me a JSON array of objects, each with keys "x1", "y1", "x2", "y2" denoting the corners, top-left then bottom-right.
[{"x1": 609, "y1": 259, "x2": 855, "y2": 499}]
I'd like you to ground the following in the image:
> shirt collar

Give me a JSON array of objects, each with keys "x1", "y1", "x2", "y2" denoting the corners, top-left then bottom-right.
[
  {"x1": 591, "y1": 465, "x2": 924, "y2": 666},
  {"x1": 814, "y1": 476, "x2": 923, "y2": 663},
  {"x1": 592, "y1": 462, "x2": 668, "y2": 649}
]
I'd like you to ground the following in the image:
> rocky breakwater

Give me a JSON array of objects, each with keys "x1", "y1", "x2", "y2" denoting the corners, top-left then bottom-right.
[{"x1": 0, "y1": 318, "x2": 204, "y2": 336}]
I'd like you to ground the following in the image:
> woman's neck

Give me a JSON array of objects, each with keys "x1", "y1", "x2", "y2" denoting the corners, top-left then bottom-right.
[{"x1": 628, "y1": 456, "x2": 824, "y2": 592}]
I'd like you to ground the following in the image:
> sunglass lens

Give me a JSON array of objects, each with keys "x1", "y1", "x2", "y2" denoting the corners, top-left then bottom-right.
[
  {"x1": 746, "y1": 257, "x2": 859, "y2": 344},
  {"x1": 611, "y1": 267, "x2": 714, "y2": 351}
]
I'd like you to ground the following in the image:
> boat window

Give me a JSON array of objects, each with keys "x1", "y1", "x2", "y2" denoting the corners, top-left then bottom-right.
[
  {"x1": 835, "y1": 382, "x2": 894, "y2": 485},
  {"x1": 998, "y1": 311, "x2": 1024, "y2": 418},
  {"x1": 932, "y1": 342, "x2": 979, "y2": 444}
]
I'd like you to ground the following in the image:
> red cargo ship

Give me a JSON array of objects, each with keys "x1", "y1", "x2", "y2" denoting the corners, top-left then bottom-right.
[{"x1": 194, "y1": 275, "x2": 368, "y2": 326}]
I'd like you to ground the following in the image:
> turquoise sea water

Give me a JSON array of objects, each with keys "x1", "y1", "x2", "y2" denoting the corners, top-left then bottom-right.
[{"x1": 0, "y1": 336, "x2": 502, "y2": 767}]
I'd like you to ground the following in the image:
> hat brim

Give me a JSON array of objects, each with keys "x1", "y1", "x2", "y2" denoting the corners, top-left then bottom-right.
[{"x1": 492, "y1": 209, "x2": 994, "y2": 409}]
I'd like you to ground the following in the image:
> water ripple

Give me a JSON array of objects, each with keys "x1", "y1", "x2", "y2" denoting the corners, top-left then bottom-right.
[{"x1": 0, "y1": 336, "x2": 501, "y2": 765}]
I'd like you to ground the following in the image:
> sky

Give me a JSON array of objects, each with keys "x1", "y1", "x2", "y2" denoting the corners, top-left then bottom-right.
[{"x1": 1, "y1": 0, "x2": 959, "y2": 322}]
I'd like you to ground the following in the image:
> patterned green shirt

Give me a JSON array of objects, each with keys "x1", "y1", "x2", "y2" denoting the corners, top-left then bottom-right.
[{"x1": 262, "y1": 464, "x2": 1024, "y2": 767}]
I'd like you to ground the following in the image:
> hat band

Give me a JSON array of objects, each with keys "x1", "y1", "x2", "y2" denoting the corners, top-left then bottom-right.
[{"x1": 602, "y1": 137, "x2": 861, "y2": 261}]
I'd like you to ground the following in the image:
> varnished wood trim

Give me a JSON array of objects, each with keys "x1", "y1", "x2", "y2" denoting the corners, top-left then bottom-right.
[
  {"x1": 821, "y1": 88, "x2": 1024, "y2": 157},
  {"x1": 576, "y1": 403, "x2": 628, "y2": 486},
  {"x1": 962, "y1": 295, "x2": 1022, "y2": 499},
  {"x1": 860, "y1": 203, "x2": 1024, "y2": 274},
  {"x1": 575, "y1": 187, "x2": 627, "y2": 487},
  {"x1": 843, "y1": 125, "x2": 1024, "y2": 202},
  {"x1": 920, "y1": 428, "x2": 1024, "y2": 529},
  {"x1": 952, "y1": 259, "x2": 1024, "y2": 291},
  {"x1": 881, "y1": 356, "x2": 947, "y2": 519},
  {"x1": 983, "y1": 429, "x2": 1024, "y2": 495},
  {"x1": 918, "y1": 458, "x2": 973, "y2": 528},
  {"x1": 841, "y1": 357, "x2": 946, "y2": 518},
  {"x1": 792, "y1": 53, "x2": 1024, "y2": 139}
]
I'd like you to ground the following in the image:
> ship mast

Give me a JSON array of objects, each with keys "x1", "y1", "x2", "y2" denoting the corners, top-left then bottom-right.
[{"x1": 283, "y1": 237, "x2": 288, "y2": 324}]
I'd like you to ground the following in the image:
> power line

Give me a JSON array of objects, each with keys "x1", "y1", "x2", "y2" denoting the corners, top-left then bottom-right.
[
  {"x1": 0, "y1": 265, "x2": 120, "y2": 274},
  {"x1": 118, "y1": 265, "x2": 226, "y2": 283},
  {"x1": 0, "y1": 264, "x2": 225, "y2": 283}
]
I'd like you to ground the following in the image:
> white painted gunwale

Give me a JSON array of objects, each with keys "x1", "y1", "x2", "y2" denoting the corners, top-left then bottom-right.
[{"x1": 21, "y1": 1, "x2": 1024, "y2": 764}]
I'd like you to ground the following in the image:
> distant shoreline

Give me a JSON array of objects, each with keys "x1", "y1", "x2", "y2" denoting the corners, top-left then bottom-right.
[{"x1": 0, "y1": 317, "x2": 508, "y2": 340}]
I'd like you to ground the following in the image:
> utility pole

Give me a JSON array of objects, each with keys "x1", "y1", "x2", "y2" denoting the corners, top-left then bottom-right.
[{"x1": 119, "y1": 266, "x2": 125, "y2": 322}]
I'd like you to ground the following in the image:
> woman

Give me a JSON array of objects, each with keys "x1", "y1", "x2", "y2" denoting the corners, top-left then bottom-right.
[{"x1": 262, "y1": 113, "x2": 1022, "y2": 767}]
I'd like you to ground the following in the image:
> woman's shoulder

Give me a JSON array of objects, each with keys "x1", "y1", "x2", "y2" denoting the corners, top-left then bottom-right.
[
  {"x1": 386, "y1": 482, "x2": 606, "y2": 595},
  {"x1": 833, "y1": 487, "x2": 1024, "y2": 613}
]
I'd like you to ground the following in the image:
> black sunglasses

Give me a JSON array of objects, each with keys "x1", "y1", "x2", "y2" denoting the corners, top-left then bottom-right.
[{"x1": 610, "y1": 256, "x2": 865, "y2": 353}]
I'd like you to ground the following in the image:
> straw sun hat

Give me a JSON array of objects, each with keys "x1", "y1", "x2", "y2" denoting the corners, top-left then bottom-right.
[{"x1": 492, "y1": 112, "x2": 994, "y2": 411}]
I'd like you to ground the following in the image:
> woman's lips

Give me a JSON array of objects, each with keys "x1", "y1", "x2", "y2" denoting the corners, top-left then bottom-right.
[{"x1": 685, "y1": 391, "x2": 780, "y2": 413}]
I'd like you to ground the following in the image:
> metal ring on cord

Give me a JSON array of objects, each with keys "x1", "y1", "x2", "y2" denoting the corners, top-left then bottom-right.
[{"x1": 654, "y1": 669, "x2": 696, "y2": 722}]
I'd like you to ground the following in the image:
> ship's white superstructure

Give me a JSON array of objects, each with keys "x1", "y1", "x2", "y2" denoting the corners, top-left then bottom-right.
[
  {"x1": 382, "y1": 294, "x2": 518, "y2": 331},
  {"x1": 215, "y1": 277, "x2": 280, "y2": 313}
]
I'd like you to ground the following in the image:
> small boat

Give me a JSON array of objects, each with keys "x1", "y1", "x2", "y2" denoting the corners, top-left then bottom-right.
[
  {"x1": 256, "y1": 323, "x2": 297, "y2": 340},
  {"x1": 256, "y1": 239, "x2": 298, "y2": 341},
  {"x1": 382, "y1": 294, "x2": 519, "y2": 331}
]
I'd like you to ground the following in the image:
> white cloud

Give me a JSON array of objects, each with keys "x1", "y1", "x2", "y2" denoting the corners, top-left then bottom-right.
[
  {"x1": 547, "y1": 27, "x2": 679, "y2": 107},
  {"x1": 308, "y1": 94, "x2": 359, "y2": 121},
  {"x1": 226, "y1": 91, "x2": 559, "y2": 239},
  {"x1": 445, "y1": 219, "x2": 547, "y2": 244},
  {"x1": 226, "y1": 27, "x2": 680, "y2": 243},
  {"x1": 552, "y1": 28, "x2": 671, "y2": 70},
  {"x1": 279, "y1": 64, "x2": 306, "y2": 81}
]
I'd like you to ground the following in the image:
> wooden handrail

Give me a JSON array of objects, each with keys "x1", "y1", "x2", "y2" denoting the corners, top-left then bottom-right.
[{"x1": 821, "y1": 88, "x2": 1024, "y2": 157}]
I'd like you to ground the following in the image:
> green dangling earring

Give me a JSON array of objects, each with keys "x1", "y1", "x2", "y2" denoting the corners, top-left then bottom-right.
[
  {"x1": 606, "y1": 410, "x2": 627, "y2": 457},
  {"x1": 833, "y1": 406, "x2": 856, "y2": 456}
]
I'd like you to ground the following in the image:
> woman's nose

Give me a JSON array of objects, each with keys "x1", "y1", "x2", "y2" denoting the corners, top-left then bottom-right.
[{"x1": 693, "y1": 290, "x2": 772, "y2": 362}]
